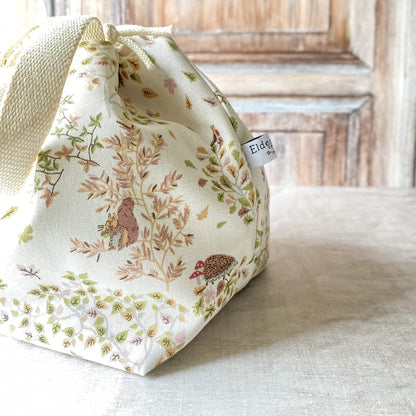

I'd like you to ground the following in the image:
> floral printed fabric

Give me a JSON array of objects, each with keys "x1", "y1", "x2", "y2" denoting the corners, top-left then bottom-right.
[{"x1": 0, "y1": 35, "x2": 270, "y2": 375}]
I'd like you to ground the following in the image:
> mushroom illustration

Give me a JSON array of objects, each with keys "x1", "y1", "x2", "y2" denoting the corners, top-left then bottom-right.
[{"x1": 189, "y1": 254, "x2": 237, "y2": 285}]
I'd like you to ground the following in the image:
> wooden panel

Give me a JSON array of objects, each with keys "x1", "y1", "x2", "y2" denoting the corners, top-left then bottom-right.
[
  {"x1": 206, "y1": 72, "x2": 372, "y2": 97},
  {"x1": 350, "y1": 0, "x2": 376, "y2": 67},
  {"x1": 240, "y1": 98, "x2": 373, "y2": 186},
  {"x1": 152, "y1": 0, "x2": 330, "y2": 33},
  {"x1": 263, "y1": 132, "x2": 324, "y2": 186},
  {"x1": 128, "y1": 0, "x2": 350, "y2": 55},
  {"x1": 371, "y1": 0, "x2": 416, "y2": 186}
]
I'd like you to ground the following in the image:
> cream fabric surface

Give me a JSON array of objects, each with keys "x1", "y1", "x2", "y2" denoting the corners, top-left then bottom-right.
[
  {"x1": 0, "y1": 18, "x2": 270, "y2": 375},
  {"x1": 1, "y1": 186, "x2": 415, "y2": 415}
]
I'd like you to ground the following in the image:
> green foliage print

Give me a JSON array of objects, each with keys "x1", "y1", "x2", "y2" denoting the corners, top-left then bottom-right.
[
  {"x1": 34, "y1": 95, "x2": 104, "y2": 207},
  {"x1": 118, "y1": 53, "x2": 143, "y2": 87},
  {"x1": 70, "y1": 40, "x2": 118, "y2": 91},
  {"x1": 18, "y1": 225, "x2": 33, "y2": 244},
  {"x1": 71, "y1": 117, "x2": 194, "y2": 291},
  {"x1": 0, "y1": 206, "x2": 18, "y2": 220},
  {"x1": 0, "y1": 271, "x2": 188, "y2": 374},
  {"x1": 191, "y1": 255, "x2": 251, "y2": 321},
  {"x1": 252, "y1": 180, "x2": 271, "y2": 276},
  {"x1": 187, "y1": 125, "x2": 260, "y2": 228}
]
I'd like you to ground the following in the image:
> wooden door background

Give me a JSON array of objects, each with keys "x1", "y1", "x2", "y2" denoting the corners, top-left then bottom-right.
[{"x1": 2, "y1": 0, "x2": 416, "y2": 187}]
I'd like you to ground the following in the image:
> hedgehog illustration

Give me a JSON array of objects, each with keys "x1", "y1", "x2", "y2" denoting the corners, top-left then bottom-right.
[{"x1": 189, "y1": 254, "x2": 237, "y2": 285}]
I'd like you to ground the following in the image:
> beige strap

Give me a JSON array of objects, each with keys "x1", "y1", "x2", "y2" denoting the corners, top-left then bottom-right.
[{"x1": 0, "y1": 16, "x2": 104, "y2": 195}]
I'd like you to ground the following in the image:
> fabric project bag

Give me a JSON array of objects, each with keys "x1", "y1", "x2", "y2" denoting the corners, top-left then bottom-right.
[{"x1": 0, "y1": 16, "x2": 270, "y2": 375}]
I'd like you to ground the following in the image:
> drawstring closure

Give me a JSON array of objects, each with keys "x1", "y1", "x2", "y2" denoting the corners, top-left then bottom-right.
[{"x1": 102, "y1": 23, "x2": 173, "y2": 70}]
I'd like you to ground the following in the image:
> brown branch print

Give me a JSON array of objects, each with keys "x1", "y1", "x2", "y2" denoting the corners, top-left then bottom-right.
[
  {"x1": 73, "y1": 118, "x2": 194, "y2": 291},
  {"x1": 35, "y1": 95, "x2": 104, "y2": 207}
]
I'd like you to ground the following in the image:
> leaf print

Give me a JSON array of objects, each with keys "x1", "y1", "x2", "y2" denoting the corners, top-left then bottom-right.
[
  {"x1": 229, "y1": 116, "x2": 238, "y2": 132},
  {"x1": 184, "y1": 160, "x2": 196, "y2": 169},
  {"x1": 101, "y1": 343, "x2": 112, "y2": 357},
  {"x1": 203, "y1": 97, "x2": 217, "y2": 107},
  {"x1": 17, "y1": 264, "x2": 40, "y2": 279},
  {"x1": 39, "y1": 188, "x2": 59, "y2": 208},
  {"x1": 35, "y1": 99, "x2": 104, "y2": 207},
  {"x1": 164, "y1": 76, "x2": 177, "y2": 94},
  {"x1": 154, "y1": 356, "x2": 164, "y2": 368},
  {"x1": 197, "y1": 205, "x2": 209, "y2": 221},
  {"x1": 217, "y1": 221, "x2": 227, "y2": 229},
  {"x1": 72, "y1": 120, "x2": 194, "y2": 291},
  {"x1": 182, "y1": 71, "x2": 197, "y2": 82},
  {"x1": 191, "y1": 256, "x2": 248, "y2": 320},
  {"x1": 63, "y1": 327, "x2": 75, "y2": 337},
  {"x1": 198, "y1": 178, "x2": 207, "y2": 187},
  {"x1": 134, "y1": 301, "x2": 147, "y2": 311},
  {"x1": 111, "y1": 301, "x2": 123, "y2": 314},
  {"x1": 238, "y1": 206, "x2": 250, "y2": 218},
  {"x1": 157, "y1": 336, "x2": 173, "y2": 349},
  {"x1": 165, "y1": 298, "x2": 176, "y2": 308},
  {"x1": 243, "y1": 215, "x2": 254, "y2": 225},
  {"x1": 0, "y1": 268, "x2": 195, "y2": 375},
  {"x1": 191, "y1": 125, "x2": 258, "y2": 226},
  {"x1": 126, "y1": 55, "x2": 141, "y2": 71},
  {"x1": 167, "y1": 39, "x2": 179, "y2": 51},
  {"x1": 148, "y1": 292, "x2": 164, "y2": 300},
  {"x1": 81, "y1": 56, "x2": 93, "y2": 65},
  {"x1": 70, "y1": 238, "x2": 107, "y2": 260},
  {"x1": 142, "y1": 87, "x2": 158, "y2": 98},
  {"x1": 185, "y1": 94, "x2": 192, "y2": 110},
  {"x1": 175, "y1": 329, "x2": 186, "y2": 344},
  {"x1": 18, "y1": 225, "x2": 33, "y2": 244},
  {"x1": 38, "y1": 335, "x2": 49, "y2": 344},
  {"x1": 54, "y1": 145, "x2": 74, "y2": 161},
  {"x1": 85, "y1": 336, "x2": 96, "y2": 348},
  {"x1": 1, "y1": 206, "x2": 18, "y2": 220},
  {"x1": 129, "y1": 73, "x2": 141, "y2": 83},
  {"x1": 204, "y1": 286, "x2": 216, "y2": 304},
  {"x1": 115, "y1": 330, "x2": 129, "y2": 343},
  {"x1": 192, "y1": 297, "x2": 204, "y2": 316},
  {"x1": 147, "y1": 324, "x2": 158, "y2": 338},
  {"x1": 160, "y1": 312, "x2": 172, "y2": 325},
  {"x1": 227, "y1": 165, "x2": 237, "y2": 178}
]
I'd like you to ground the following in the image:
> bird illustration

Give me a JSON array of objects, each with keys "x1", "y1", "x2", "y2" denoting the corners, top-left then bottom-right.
[{"x1": 189, "y1": 254, "x2": 237, "y2": 285}]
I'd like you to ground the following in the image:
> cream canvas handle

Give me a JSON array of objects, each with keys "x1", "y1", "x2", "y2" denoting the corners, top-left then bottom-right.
[{"x1": 0, "y1": 16, "x2": 104, "y2": 195}]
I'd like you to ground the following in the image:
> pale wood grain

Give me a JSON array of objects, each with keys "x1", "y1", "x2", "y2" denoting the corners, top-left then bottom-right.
[
  {"x1": 152, "y1": 0, "x2": 330, "y2": 33},
  {"x1": 346, "y1": 99, "x2": 373, "y2": 186},
  {"x1": 262, "y1": 132, "x2": 324, "y2": 186},
  {"x1": 206, "y1": 73, "x2": 372, "y2": 97},
  {"x1": 240, "y1": 97, "x2": 372, "y2": 187},
  {"x1": 128, "y1": 0, "x2": 349, "y2": 55},
  {"x1": 371, "y1": 0, "x2": 416, "y2": 186},
  {"x1": 349, "y1": 0, "x2": 376, "y2": 68}
]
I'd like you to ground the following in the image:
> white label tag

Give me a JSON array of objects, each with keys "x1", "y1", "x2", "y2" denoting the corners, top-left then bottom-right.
[{"x1": 241, "y1": 134, "x2": 276, "y2": 168}]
